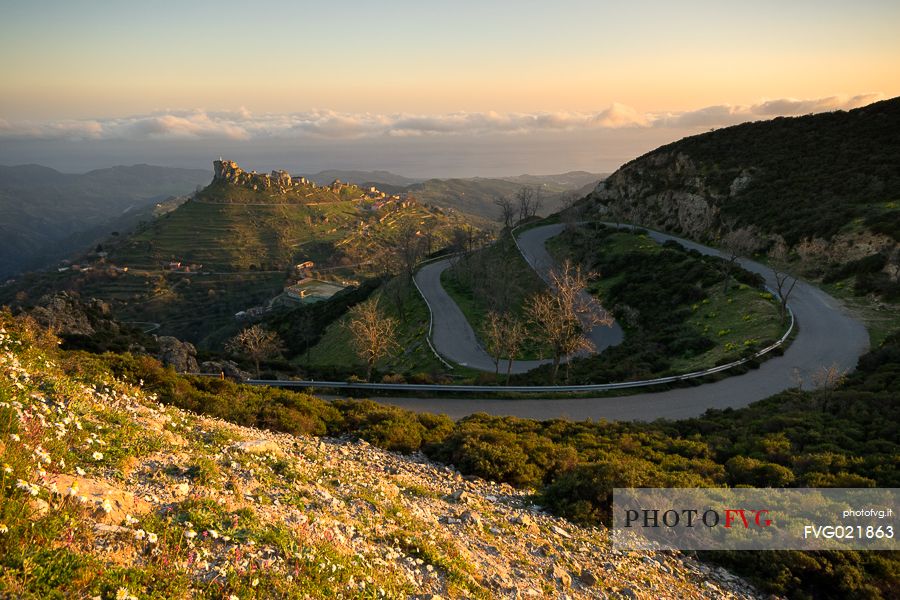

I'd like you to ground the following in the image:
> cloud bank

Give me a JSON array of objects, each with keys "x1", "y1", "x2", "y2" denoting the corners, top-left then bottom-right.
[{"x1": 0, "y1": 93, "x2": 884, "y2": 142}]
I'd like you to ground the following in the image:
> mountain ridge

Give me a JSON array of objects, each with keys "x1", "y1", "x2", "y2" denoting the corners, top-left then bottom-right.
[
  {"x1": 0, "y1": 164, "x2": 211, "y2": 278},
  {"x1": 583, "y1": 97, "x2": 900, "y2": 294}
]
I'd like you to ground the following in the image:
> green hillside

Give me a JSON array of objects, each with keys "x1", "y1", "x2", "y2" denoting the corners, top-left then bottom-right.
[
  {"x1": 111, "y1": 199, "x2": 363, "y2": 271},
  {"x1": 2, "y1": 163, "x2": 478, "y2": 346},
  {"x1": 587, "y1": 97, "x2": 900, "y2": 304},
  {"x1": 593, "y1": 97, "x2": 900, "y2": 244},
  {"x1": 406, "y1": 176, "x2": 595, "y2": 220}
]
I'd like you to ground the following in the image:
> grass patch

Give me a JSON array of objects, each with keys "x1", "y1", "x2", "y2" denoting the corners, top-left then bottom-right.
[
  {"x1": 820, "y1": 282, "x2": 899, "y2": 348},
  {"x1": 304, "y1": 276, "x2": 449, "y2": 379}
]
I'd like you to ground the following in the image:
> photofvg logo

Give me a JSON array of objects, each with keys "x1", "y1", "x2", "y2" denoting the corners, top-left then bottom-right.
[
  {"x1": 612, "y1": 488, "x2": 898, "y2": 551},
  {"x1": 623, "y1": 506, "x2": 772, "y2": 529}
]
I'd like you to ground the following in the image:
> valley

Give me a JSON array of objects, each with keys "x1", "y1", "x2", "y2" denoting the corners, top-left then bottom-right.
[{"x1": 1, "y1": 99, "x2": 898, "y2": 600}]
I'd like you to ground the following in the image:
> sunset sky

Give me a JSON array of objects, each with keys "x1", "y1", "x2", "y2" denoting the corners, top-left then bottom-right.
[{"x1": 1, "y1": 0, "x2": 898, "y2": 176}]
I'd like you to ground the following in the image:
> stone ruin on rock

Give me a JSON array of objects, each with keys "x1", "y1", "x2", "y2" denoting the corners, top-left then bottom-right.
[{"x1": 213, "y1": 159, "x2": 313, "y2": 194}]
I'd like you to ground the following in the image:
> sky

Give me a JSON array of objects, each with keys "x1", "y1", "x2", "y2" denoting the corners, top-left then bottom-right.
[{"x1": 1, "y1": 0, "x2": 898, "y2": 176}]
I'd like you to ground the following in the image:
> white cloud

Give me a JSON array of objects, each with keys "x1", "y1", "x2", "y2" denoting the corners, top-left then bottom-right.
[
  {"x1": 0, "y1": 93, "x2": 885, "y2": 142},
  {"x1": 593, "y1": 103, "x2": 651, "y2": 128},
  {"x1": 652, "y1": 93, "x2": 885, "y2": 129},
  {"x1": 751, "y1": 93, "x2": 883, "y2": 116}
]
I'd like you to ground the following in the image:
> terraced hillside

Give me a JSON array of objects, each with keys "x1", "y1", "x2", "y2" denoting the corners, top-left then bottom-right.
[
  {"x1": 1, "y1": 160, "x2": 478, "y2": 346},
  {"x1": 111, "y1": 200, "x2": 367, "y2": 272},
  {"x1": 106, "y1": 160, "x2": 476, "y2": 273}
]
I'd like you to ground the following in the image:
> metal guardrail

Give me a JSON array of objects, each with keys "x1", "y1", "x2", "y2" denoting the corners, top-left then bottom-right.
[{"x1": 247, "y1": 306, "x2": 794, "y2": 394}]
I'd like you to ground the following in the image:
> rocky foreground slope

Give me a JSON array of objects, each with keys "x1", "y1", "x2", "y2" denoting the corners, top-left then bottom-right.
[{"x1": 0, "y1": 319, "x2": 759, "y2": 598}]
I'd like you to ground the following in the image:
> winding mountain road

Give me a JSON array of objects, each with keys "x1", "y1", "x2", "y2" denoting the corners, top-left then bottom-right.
[
  {"x1": 391, "y1": 223, "x2": 869, "y2": 421},
  {"x1": 414, "y1": 227, "x2": 624, "y2": 372}
]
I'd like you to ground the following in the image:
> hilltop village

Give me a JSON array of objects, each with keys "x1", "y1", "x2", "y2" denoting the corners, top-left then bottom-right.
[
  {"x1": 211, "y1": 158, "x2": 414, "y2": 209},
  {"x1": 9, "y1": 159, "x2": 473, "y2": 346}
]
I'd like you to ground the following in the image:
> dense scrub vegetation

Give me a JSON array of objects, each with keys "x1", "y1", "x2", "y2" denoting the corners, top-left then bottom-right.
[
  {"x1": 513, "y1": 225, "x2": 782, "y2": 383},
  {"x1": 630, "y1": 98, "x2": 900, "y2": 245}
]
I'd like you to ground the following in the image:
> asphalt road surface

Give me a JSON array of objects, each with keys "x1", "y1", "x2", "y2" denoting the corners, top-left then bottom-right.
[
  {"x1": 414, "y1": 226, "x2": 624, "y2": 372},
  {"x1": 391, "y1": 223, "x2": 869, "y2": 421}
]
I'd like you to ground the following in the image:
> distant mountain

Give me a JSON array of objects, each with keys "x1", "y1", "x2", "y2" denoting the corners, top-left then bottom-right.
[
  {"x1": 0, "y1": 164, "x2": 210, "y2": 278},
  {"x1": 303, "y1": 169, "x2": 423, "y2": 187},
  {"x1": 304, "y1": 170, "x2": 605, "y2": 222},
  {"x1": 401, "y1": 174, "x2": 604, "y2": 221},
  {"x1": 499, "y1": 171, "x2": 605, "y2": 189}
]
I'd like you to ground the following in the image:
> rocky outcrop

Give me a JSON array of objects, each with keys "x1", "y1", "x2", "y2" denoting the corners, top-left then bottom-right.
[
  {"x1": 591, "y1": 152, "x2": 723, "y2": 241},
  {"x1": 47, "y1": 474, "x2": 151, "y2": 524},
  {"x1": 213, "y1": 159, "x2": 306, "y2": 194},
  {"x1": 589, "y1": 152, "x2": 899, "y2": 280},
  {"x1": 155, "y1": 335, "x2": 199, "y2": 373},
  {"x1": 28, "y1": 292, "x2": 116, "y2": 337},
  {"x1": 199, "y1": 359, "x2": 251, "y2": 381},
  {"x1": 586, "y1": 100, "x2": 900, "y2": 283}
]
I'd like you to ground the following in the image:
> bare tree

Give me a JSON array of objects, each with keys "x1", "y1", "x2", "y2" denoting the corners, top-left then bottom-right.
[
  {"x1": 481, "y1": 311, "x2": 528, "y2": 381},
  {"x1": 812, "y1": 363, "x2": 848, "y2": 390},
  {"x1": 606, "y1": 201, "x2": 625, "y2": 229},
  {"x1": 559, "y1": 192, "x2": 581, "y2": 231},
  {"x1": 494, "y1": 195, "x2": 516, "y2": 230},
  {"x1": 627, "y1": 201, "x2": 649, "y2": 226},
  {"x1": 295, "y1": 309, "x2": 317, "y2": 368},
  {"x1": 499, "y1": 315, "x2": 527, "y2": 385},
  {"x1": 345, "y1": 298, "x2": 399, "y2": 382},
  {"x1": 720, "y1": 226, "x2": 761, "y2": 293},
  {"x1": 451, "y1": 225, "x2": 480, "y2": 256},
  {"x1": 811, "y1": 362, "x2": 848, "y2": 410},
  {"x1": 386, "y1": 275, "x2": 411, "y2": 320},
  {"x1": 394, "y1": 220, "x2": 427, "y2": 279},
  {"x1": 482, "y1": 310, "x2": 506, "y2": 374},
  {"x1": 532, "y1": 186, "x2": 543, "y2": 218},
  {"x1": 526, "y1": 260, "x2": 613, "y2": 383},
  {"x1": 770, "y1": 242, "x2": 799, "y2": 323},
  {"x1": 225, "y1": 325, "x2": 285, "y2": 378},
  {"x1": 516, "y1": 186, "x2": 542, "y2": 223},
  {"x1": 516, "y1": 187, "x2": 534, "y2": 224}
]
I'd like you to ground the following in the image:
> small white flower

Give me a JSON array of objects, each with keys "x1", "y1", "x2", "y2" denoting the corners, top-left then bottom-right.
[
  {"x1": 133, "y1": 529, "x2": 146, "y2": 540},
  {"x1": 0, "y1": 524, "x2": 8, "y2": 534},
  {"x1": 9, "y1": 434, "x2": 20, "y2": 442},
  {"x1": 125, "y1": 514, "x2": 138, "y2": 525},
  {"x1": 100, "y1": 498, "x2": 113, "y2": 514},
  {"x1": 251, "y1": 578, "x2": 259, "y2": 587},
  {"x1": 2, "y1": 464, "x2": 12, "y2": 474},
  {"x1": 92, "y1": 452, "x2": 103, "y2": 461},
  {"x1": 67, "y1": 483, "x2": 79, "y2": 497},
  {"x1": 184, "y1": 530, "x2": 197, "y2": 539},
  {"x1": 115, "y1": 588, "x2": 129, "y2": 600},
  {"x1": 16, "y1": 479, "x2": 39, "y2": 496},
  {"x1": 208, "y1": 529, "x2": 219, "y2": 539},
  {"x1": 76, "y1": 467, "x2": 86, "y2": 476}
]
